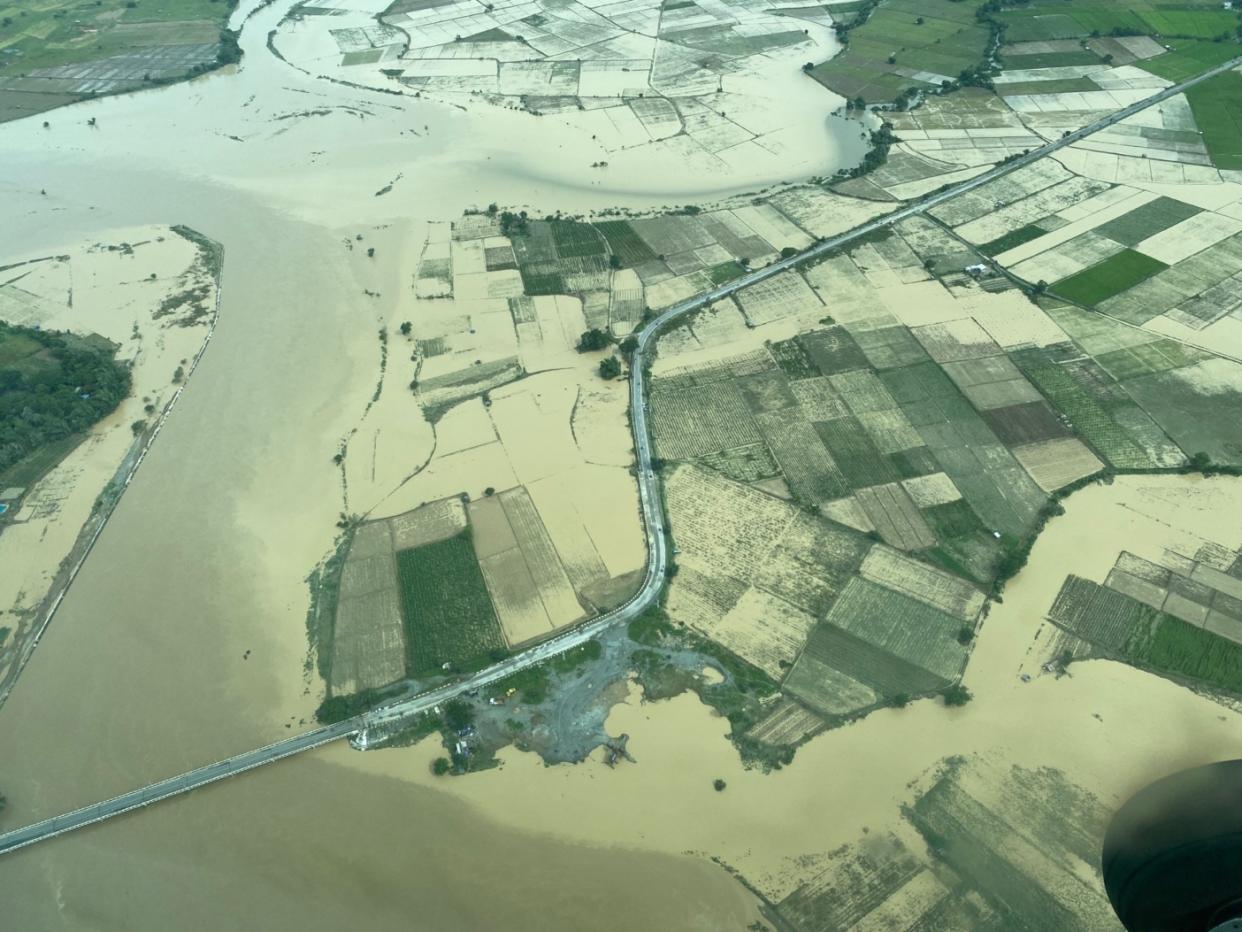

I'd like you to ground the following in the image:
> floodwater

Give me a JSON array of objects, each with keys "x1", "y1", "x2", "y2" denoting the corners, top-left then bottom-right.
[
  {"x1": 0, "y1": 0, "x2": 863, "y2": 927},
  {"x1": 2, "y1": 1, "x2": 1240, "y2": 927},
  {"x1": 352, "y1": 476, "x2": 1242, "y2": 902}
]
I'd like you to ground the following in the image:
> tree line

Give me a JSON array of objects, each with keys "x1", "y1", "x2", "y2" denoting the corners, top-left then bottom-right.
[{"x1": 0, "y1": 322, "x2": 131, "y2": 474}]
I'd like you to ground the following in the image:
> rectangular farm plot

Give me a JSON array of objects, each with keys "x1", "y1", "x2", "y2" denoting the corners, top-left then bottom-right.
[
  {"x1": 940, "y1": 356, "x2": 1044, "y2": 411},
  {"x1": 595, "y1": 220, "x2": 657, "y2": 267},
  {"x1": 854, "y1": 325, "x2": 932, "y2": 371},
  {"x1": 388, "y1": 495, "x2": 468, "y2": 550},
  {"x1": 753, "y1": 514, "x2": 872, "y2": 616},
  {"x1": 826, "y1": 577, "x2": 970, "y2": 681},
  {"x1": 788, "y1": 616, "x2": 948, "y2": 709},
  {"x1": 1094, "y1": 196, "x2": 1202, "y2": 246},
  {"x1": 859, "y1": 545, "x2": 985, "y2": 622},
  {"x1": 702, "y1": 588, "x2": 818, "y2": 680},
  {"x1": 799, "y1": 326, "x2": 870, "y2": 375},
  {"x1": 665, "y1": 463, "x2": 795, "y2": 581},
  {"x1": 980, "y1": 400, "x2": 1071, "y2": 446},
  {"x1": 1012, "y1": 346, "x2": 1178, "y2": 468},
  {"x1": 650, "y1": 379, "x2": 761, "y2": 459},
  {"x1": 782, "y1": 651, "x2": 880, "y2": 718},
  {"x1": 330, "y1": 586, "x2": 406, "y2": 695},
  {"x1": 813, "y1": 416, "x2": 902, "y2": 488},
  {"x1": 499, "y1": 487, "x2": 585, "y2": 631},
  {"x1": 1011, "y1": 437, "x2": 1104, "y2": 491},
  {"x1": 744, "y1": 698, "x2": 827, "y2": 747},
  {"x1": 1048, "y1": 574, "x2": 1242, "y2": 694},
  {"x1": 468, "y1": 494, "x2": 518, "y2": 559},
  {"x1": 854, "y1": 482, "x2": 937, "y2": 551},
  {"x1": 756, "y1": 407, "x2": 851, "y2": 503},
  {"x1": 912, "y1": 318, "x2": 1003, "y2": 363},
  {"x1": 736, "y1": 270, "x2": 824, "y2": 327},
  {"x1": 1052, "y1": 249, "x2": 1168, "y2": 306},
  {"x1": 396, "y1": 533, "x2": 506, "y2": 675},
  {"x1": 789, "y1": 377, "x2": 851, "y2": 421},
  {"x1": 478, "y1": 545, "x2": 553, "y2": 644}
]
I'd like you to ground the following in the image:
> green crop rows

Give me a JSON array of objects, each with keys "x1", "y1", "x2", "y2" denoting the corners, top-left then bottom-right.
[
  {"x1": 1050, "y1": 576, "x2": 1242, "y2": 695},
  {"x1": 396, "y1": 532, "x2": 505, "y2": 675}
]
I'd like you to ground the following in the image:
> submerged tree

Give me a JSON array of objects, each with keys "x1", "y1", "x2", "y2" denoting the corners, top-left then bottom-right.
[{"x1": 576, "y1": 328, "x2": 612, "y2": 352}]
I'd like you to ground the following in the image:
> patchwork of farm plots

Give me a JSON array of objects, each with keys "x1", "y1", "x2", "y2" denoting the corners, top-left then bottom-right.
[
  {"x1": 929, "y1": 157, "x2": 1242, "y2": 459},
  {"x1": 768, "y1": 757, "x2": 1118, "y2": 931},
  {"x1": 1046, "y1": 544, "x2": 1242, "y2": 696},
  {"x1": 322, "y1": 34, "x2": 1242, "y2": 732},
  {"x1": 273, "y1": 0, "x2": 847, "y2": 166},
  {"x1": 649, "y1": 197, "x2": 1242, "y2": 746},
  {"x1": 0, "y1": 0, "x2": 230, "y2": 122},
  {"x1": 811, "y1": 0, "x2": 993, "y2": 103},
  {"x1": 329, "y1": 482, "x2": 617, "y2": 693}
]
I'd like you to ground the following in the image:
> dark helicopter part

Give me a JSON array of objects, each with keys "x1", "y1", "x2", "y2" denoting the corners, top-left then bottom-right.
[{"x1": 1103, "y1": 760, "x2": 1242, "y2": 932}]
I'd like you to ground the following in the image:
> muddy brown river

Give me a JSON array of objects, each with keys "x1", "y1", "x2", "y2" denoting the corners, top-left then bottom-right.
[{"x1": 2, "y1": 2, "x2": 1240, "y2": 929}]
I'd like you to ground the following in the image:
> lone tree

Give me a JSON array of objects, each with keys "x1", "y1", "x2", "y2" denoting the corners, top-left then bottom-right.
[
  {"x1": 399, "y1": 321, "x2": 412, "y2": 336},
  {"x1": 577, "y1": 328, "x2": 612, "y2": 352},
  {"x1": 432, "y1": 757, "x2": 451, "y2": 776},
  {"x1": 599, "y1": 356, "x2": 622, "y2": 379},
  {"x1": 713, "y1": 778, "x2": 727, "y2": 792}
]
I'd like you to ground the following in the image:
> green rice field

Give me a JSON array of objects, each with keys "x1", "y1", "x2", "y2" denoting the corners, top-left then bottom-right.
[
  {"x1": 978, "y1": 223, "x2": 1048, "y2": 257},
  {"x1": 395, "y1": 532, "x2": 505, "y2": 675},
  {"x1": 1139, "y1": 39, "x2": 1242, "y2": 83},
  {"x1": 1049, "y1": 575, "x2": 1242, "y2": 695},
  {"x1": 1051, "y1": 249, "x2": 1168, "y2": 306},
  {"x1": 996, "y1": 0, "x2": 1239, "y2": 43},
  {"x1": 1093, "y1": 197, "x2": 1201, "y2": 247},
  {"x1": 1186, "y1": 71, "x2": 1242, "y2": 170}
]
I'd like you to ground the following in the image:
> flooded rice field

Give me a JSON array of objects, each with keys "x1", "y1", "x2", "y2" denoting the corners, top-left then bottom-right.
[{"x1": 1, "y1": 0, "x2": 1240, "y2": 928}]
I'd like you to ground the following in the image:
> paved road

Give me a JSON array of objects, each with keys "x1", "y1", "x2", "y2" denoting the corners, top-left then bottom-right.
[{"x1": 1, "y1": 55, "x2": 1237, "y2": 858}]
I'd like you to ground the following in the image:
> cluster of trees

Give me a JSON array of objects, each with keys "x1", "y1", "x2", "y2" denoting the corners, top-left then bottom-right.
[
  {"x1": 314, "y1": 685, "x2": 393, "y2": 723},
  {"x1": 576, "y1": 328, "x2": 612, "y2": 352},
  {"x1": 833, "y1": 123, "x2": 898, "y2": 182},
  {"x1": 0, "y1": 323, "x2": 131, "y2": 474},
  {"x1": 577, "y1": 329, "x2": 629, "y2": 379},
  {"x1": 498, "y1": 210, "x2": 529, "y2": 237}
]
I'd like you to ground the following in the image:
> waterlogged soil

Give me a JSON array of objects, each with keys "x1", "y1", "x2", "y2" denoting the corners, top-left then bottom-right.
[
  {"x1": 378, "y1": 623, "x2": 733, "y2": 768},
  {"x1": 2, "y1": 0, "x2": 1241, "y2": 927},
  {"x1": 0, "y1": 0, "x2": 865, "y2": 926},
  {"x1": 347, "y1": 475, "x2": 1242, "y2": 917}
]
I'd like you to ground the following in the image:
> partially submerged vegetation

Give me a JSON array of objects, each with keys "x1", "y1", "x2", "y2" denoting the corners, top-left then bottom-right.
[{"x1": 0, "y1": 321, "x2": 130, "y2": 490}]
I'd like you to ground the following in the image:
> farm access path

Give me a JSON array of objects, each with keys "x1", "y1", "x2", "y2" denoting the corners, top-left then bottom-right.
[{"x1": 1, "y1": 54, "x2": 1237, "y2": 859}]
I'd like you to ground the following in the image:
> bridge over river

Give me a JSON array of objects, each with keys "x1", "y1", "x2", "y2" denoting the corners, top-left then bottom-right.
[{"x1": 1, "y1": 54, "x2": 1237, "y2": 858}]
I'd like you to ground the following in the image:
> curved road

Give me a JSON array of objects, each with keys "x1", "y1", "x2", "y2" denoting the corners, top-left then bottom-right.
[{"x1": 0, "y1": 54, "x2": 1237, "y2": 857}]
